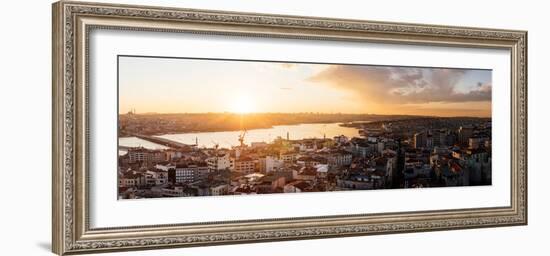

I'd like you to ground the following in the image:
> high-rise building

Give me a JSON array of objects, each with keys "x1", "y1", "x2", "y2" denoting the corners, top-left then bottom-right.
[
  {"x1": 413, "y1": 132, "x2": 427, "y2": 149},
  {"x1": 458, "y1": 126, "x2": 474, "y2": 145},
  {"x1": 426, "y1": 135, "x2": 433, "y2": 149},
  {"x1": 432, "y1": 129, "x2": 447, "y2": 146}
]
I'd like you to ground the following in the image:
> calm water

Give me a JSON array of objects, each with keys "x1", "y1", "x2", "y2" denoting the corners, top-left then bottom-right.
[
  {"x1": 118, "y1": 137, "x2": 169, "y2": 155},
  {"x1": 119, "y1": 122, "x2": 363, "y2": 150},
  {"x1": 153, "y1": 122, "x2": 362, "y2": 149}
]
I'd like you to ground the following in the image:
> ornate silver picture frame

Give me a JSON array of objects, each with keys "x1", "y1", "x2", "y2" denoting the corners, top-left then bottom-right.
[{"x1": 52, "y1": 1, "x2": 527, "y2": 255}]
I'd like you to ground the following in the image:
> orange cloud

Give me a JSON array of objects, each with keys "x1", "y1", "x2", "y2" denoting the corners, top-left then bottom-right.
[{"x1": 309, "y1": 66, "x2": 492, "y2": 104}]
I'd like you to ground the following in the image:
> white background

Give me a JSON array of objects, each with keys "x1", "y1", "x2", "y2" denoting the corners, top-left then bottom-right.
[{"x1": 0, "y1": 0, "x2": 547, "y2": 255}]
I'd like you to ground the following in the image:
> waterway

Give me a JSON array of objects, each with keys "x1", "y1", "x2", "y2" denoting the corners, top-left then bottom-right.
[{"x1": 119, "y1": 122, "x2": 364, "y2": 151}]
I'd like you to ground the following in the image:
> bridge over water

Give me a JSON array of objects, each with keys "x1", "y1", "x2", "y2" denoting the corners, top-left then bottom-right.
[{"x1": 119, "y1": 134, "x2": 193, "y2": 150}]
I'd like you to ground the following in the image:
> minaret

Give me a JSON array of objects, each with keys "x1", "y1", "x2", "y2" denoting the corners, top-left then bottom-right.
[{"x1": 286, "y1": 132, "x2": 289, "y2": 141}]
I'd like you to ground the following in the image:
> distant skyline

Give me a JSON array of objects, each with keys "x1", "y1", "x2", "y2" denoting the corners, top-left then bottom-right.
[{"x1": 119, "y1": 56, "x2": 492, "y2": 117}]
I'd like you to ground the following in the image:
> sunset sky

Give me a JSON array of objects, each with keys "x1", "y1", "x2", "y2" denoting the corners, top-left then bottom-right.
[{"x1": 119, "y1": 56, "x2": 492, "y2": 117}]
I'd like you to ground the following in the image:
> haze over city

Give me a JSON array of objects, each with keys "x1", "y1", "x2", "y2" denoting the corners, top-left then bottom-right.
[
  {"x1": 117, "y1": 55, "x2": 492, "y2": 199},
  {"x1": 119, "y1": 56, "x2": 492, "y2": 117}
]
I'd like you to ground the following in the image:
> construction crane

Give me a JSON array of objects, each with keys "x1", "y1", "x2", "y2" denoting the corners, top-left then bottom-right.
[
  {"x1": 238, "y1": 130, "x2": 247, "y2": 148},
  {"x1": 211, "y1": 140, "x2": 220, "y2": 152}
]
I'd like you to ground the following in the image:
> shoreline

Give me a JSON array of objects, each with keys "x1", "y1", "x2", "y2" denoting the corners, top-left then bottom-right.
[
  {"x1": 119, "y1": 121, "x2": 368, "y2": 138},
  {"x1": 119, "y1": 122, "x2": 364, "y2": 149}
]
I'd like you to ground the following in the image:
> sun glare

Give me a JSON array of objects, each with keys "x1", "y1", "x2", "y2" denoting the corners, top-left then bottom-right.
[{"x1": 231, "y1": 96, "x2": 256, "y2": 114}]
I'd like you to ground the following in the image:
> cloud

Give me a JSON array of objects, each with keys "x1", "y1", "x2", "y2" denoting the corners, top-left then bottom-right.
[{"x1": 308, "y1": 66, "x2": 491, "y2": 104}]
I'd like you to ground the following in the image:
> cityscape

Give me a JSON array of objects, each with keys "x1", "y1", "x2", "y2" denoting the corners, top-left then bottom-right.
[{"x1": 117, "y1": 56, "x2": 492, "y2": 199}]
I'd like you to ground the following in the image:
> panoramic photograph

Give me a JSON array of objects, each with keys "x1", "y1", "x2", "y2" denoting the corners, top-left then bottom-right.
[{"x1": 117, "y1": 56, "x2": 492, "y2": 199}]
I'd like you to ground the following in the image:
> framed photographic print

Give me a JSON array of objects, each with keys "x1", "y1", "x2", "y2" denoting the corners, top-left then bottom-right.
[{"x1": 52, "y1": 1, "x2": 527, "y2": 255}]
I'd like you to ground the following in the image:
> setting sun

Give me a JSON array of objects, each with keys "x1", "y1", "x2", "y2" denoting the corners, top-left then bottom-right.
[{"x1": 230, "y1": 96, "x2": 256, "y2": 114}]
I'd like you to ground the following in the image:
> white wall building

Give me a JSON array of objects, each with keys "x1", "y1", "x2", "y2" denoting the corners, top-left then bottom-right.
[{"x1": 206, "y1": 152, "x2": 231, "y2": 171}]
